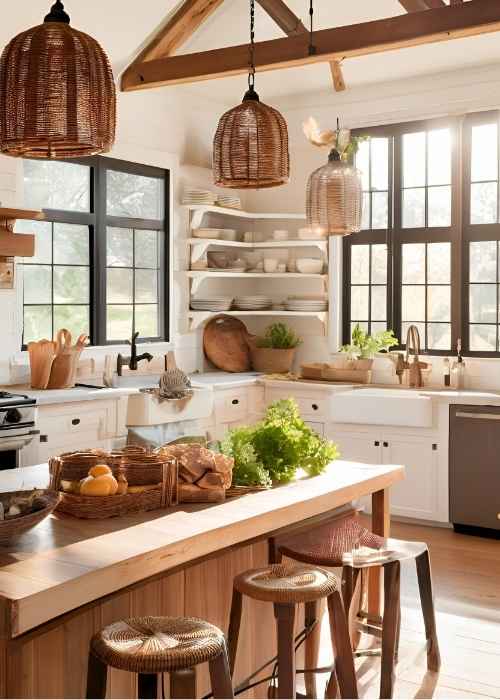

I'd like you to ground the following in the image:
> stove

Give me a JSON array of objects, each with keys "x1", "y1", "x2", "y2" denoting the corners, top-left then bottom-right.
[{"x1": 0, "y1": 391, "x2": 38, "y2": 468}]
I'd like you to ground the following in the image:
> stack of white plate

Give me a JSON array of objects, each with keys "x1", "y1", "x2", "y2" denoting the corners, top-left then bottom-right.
[
  {"x1": 217, "y1": 194, "x2": 242, "y2": 210},
  {"x1": 192, "y1": 228, "x2": 238, "y2": 240},
  {"x1": 183, "y1": 189, "x2": 216, "y2": 205},
  {"x1": 233, "y1": 296, "x2": 273, "y2": 310},
  {"x1": 191, "y1": 297, "x2": 233, "y2": 312},
  {"x1": 285, "y1": 297, "x2": 328, "y2": 312}
]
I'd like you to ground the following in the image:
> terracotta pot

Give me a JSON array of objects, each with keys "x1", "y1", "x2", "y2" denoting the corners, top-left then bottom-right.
[{"x1": 250, "y1": 346, "x2": 296, "y2": 374}]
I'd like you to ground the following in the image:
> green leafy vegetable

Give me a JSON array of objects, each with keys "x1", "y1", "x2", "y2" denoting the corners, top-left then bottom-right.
[
  {"x1": 340, "y1": 323, "x2": 398, "y2": 359},
  {"x1": 256, "y1": 323, "x2": 302, "y2": 349},
  {"x1": 221, "y1": 398, "x2": 339, "y2": 487}
]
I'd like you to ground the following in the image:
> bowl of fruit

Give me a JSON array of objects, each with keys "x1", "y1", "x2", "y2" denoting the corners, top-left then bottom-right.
[{"x1": 0, "y1": 489, "x2": 60, "y2": 545}]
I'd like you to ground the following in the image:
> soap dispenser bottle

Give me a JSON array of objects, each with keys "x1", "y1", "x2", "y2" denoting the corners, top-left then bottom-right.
[{"x1": 452, "y1": 338, "x2": 465, "y2": 390}]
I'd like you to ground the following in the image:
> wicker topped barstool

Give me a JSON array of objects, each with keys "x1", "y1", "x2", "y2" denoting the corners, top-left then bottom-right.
[
  {"x1": 227, "y1": 563, "x2": 358, "y2": 699},
  {"x1": 277, "y1": 515, "x2": 441, "y2": 699},
  {"x1": 86, "y1": 616, "x2": 233, "y2": 699}
]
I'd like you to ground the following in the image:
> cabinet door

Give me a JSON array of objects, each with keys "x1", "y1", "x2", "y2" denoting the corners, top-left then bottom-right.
[
  {"x1": 327, "y1": 428, "x2": 381, "y2": 464},
  {"x1": 382, "y1": 436, "x2": 438, "y2": 521}
]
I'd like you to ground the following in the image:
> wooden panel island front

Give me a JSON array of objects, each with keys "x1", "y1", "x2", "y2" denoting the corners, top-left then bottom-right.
[{"x1": 0, "y1": 460, "x2": 403, "y2": 699}]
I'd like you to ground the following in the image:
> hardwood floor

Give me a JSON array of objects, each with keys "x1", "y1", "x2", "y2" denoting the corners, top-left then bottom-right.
[{"x1": 307, "y1": 520, "x2": 500, "y2": 699}]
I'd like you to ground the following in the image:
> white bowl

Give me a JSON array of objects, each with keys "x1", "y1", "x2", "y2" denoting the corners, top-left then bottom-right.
[
  {"x1": 273, "y1": 230, "x2": 289, "y2": 241},
  {"x1": 298, "y1": 227, "x2": 325, "y2": 240},
  {"x1": 296, "y1": 258, "x2": 324, "y2": 274}
]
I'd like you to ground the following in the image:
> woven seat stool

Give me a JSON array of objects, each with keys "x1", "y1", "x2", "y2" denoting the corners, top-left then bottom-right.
[
  {"x1": 86, "y1": 616, "x2": 233, "y2": 699},
  {"x1": 227, "y1": 563, "x2": 358, "y2": 699},
  {"x1": 278, "y1": 516, "x2": 441, "y2": 699}
]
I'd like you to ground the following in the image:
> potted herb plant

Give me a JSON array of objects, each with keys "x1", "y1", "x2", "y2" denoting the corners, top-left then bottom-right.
[
  {"x1": 324, "y1": 324, "x2": 398, "y2": 383},
  {"x1": 250, "y1": 322, "x2": 301, "y2": 374}
]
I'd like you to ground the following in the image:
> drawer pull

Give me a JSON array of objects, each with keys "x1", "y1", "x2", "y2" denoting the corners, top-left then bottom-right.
[
  {"x1": 383, "y1": 441, "x2": 389, "y2": 448},
  {"x1": 40, "y1": 435, "x2": 48, "y2": 443},
  {"x1": 231, "y1": 399, "x2": 239, "y2": 406},
  {"x1": 312, "y1": 403, "x2": 319, "y2": 411},
  {"x1": 72, "y1": 418, "x2": 81, "y2": 426},
  {"x1": 456, "y1": 411, "x2": 500, "y2": 421},
  {"x1": 374, "y1": 441, "x2": 380, "y2": 447}
]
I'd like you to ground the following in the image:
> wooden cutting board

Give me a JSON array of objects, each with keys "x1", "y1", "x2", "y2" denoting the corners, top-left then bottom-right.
[{"x1": 203, "y1": 315, "x2": 254, "y2": 372}]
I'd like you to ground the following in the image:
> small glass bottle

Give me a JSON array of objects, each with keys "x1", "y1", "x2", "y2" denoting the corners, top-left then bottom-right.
[{"x1": 443, "y1": 357, "x2": 451, "y2": 387}]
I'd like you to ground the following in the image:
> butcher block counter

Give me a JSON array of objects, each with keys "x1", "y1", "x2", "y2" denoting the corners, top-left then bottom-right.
[{"x1": 0, "y1": 461, "x2": 403, "y2": 699}]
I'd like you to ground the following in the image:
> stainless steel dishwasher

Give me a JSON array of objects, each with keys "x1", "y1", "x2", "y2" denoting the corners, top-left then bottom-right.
[{"x1": 450, "y1": 405, "x2": 500, "y2": 536}]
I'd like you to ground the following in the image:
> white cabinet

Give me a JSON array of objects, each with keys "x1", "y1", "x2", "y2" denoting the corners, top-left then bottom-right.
[{"x1": 327, "y1": 424, "x2": 440, "y2": 522}]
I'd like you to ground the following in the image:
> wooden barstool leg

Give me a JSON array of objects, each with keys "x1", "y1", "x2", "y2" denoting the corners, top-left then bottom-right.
[
  {"x1": 326, "y1": 591, "x2": 358, "y2": 699},
  {"x1": 274, "y1": 603, "x2": 297, "y2": 700},
  {"x1": 86, "y1": 651, "x2": 107, "y2": 699},
  {"x1": 170, "y1": 668, "x2": 196, "y2": 699},
  {"x1": 415, "y1": 549, "x2": 441, "y2": 672},
  {"x1": 304, "y1": 599, "x2": 323, "y2": 699},
  {"x1": 380, "y1": 561, "x2": 400, "y2": 699},
  {"x1": 138, "y1": 673, "x2": 158, "y2": 699},
  {"x1": 394, "y1": 602, "x2": 401, "y2": 664},
  {"x1": 227, "y1": 587, "x2": 243, "y2": 677},
  {"x1": 342, "y1": 566, "x2": 362, "y2": 651},
  {"x1": 209, "y1": 647, "x2": 235, "y2": 699}
]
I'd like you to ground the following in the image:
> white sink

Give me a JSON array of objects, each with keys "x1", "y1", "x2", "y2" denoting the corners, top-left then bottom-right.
[
  {"x1": 109, "y1": 373, "x2": 162, "y2": 389},
  {"x1": 330, "y1": 387, "x2": 433, "y2": 428}
]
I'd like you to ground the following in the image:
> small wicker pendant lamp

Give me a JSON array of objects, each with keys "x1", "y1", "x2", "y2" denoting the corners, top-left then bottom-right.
[
  {"x1": 213, "y1": 0, "x2": 289, "y2": 189},
  {"x1": 306, "y1": 119, "x2": 363, "y2": 236},
  {"x1": 0, "y1": 0, "x2": 116, "y2": 159}
]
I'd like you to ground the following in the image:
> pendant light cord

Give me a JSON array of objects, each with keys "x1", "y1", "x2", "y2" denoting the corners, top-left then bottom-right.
[
  {"x1": 248, "y1": 0, "x2": 256, "y2": 90},
  {"x1": 308, "y1": 0, "x2": 316, "y2": 56}
]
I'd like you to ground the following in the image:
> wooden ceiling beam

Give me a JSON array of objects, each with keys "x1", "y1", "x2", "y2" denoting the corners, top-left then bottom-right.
[
  {"x1": 255, "y1": 0, "x2": 346, "y2": 92},
  {"x1": 129, "y1": 0, "x2": 225, "y2": 67},
  {"x1": 399, "y1": 0, "x2": 445, "y2": 10},
  {"x1": 121, "y1": 0, "x2": 500, "y2": 91}
]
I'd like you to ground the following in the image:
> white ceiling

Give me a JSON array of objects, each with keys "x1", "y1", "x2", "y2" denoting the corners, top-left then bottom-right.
[{"x1": 2, "y1": 0, "x2": 500, "y2": 106}]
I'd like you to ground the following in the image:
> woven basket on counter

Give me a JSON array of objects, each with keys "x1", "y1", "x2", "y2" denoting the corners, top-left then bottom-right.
[
  {"x1": 0, "y1": 490, "x2": 60, "y2": 544},
  {"x1": 49, "y1": 449, "x2": 177, "y2": 519},
  {"x1": 226, "y1": 484, "x2": 270, "y2": 498}
]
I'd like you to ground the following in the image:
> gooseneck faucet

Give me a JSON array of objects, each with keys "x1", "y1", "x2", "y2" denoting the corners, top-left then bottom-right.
[
  {"x1": 405, "y1": 324, "x2": 425, "y2": 388},
  {"x1": 117, "y1": 331, "x2": 153, "y2": 376}
]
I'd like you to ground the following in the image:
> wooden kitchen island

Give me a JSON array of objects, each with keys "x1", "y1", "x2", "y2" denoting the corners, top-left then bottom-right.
[{"x1": 0, "y1": 461, "x2": 403, "y2": 699}]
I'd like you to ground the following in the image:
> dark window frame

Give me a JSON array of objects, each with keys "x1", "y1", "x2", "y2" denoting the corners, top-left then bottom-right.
[{"x1": 21, "y1": 156, "x2": 170, "y2": 348}]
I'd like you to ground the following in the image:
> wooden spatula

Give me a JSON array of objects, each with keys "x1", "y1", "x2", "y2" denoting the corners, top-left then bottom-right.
[{"x1": 28, "y1": 339, "x2": 56, "y2": 389}]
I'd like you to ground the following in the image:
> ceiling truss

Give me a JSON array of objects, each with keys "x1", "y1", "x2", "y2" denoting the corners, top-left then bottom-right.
[{"x1": 121, "y1": 0, "x2": 500, "y2": 93}]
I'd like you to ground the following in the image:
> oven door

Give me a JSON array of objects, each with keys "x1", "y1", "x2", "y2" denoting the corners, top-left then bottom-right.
[{"x1": 0, "y1": 432, "x2": 39, "y2": 470}]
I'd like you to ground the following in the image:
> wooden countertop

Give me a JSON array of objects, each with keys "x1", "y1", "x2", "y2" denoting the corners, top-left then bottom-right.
[{"x1": 0, "y1": 461, "x2": 404, "y2": 638}]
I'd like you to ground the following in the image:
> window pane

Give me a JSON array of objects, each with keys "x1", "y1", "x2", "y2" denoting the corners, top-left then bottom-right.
[
  {"x1": 135, "y1": 305, "x2": 159, "y2": 338},
  {"x1": 403, "y1": 132, "x2": 426, "y2": 188},
  {"x1": 428, "y1": 186, "x2": 451, "y2": 227},
  {"x1": 53, "y1": 266, "x2": 89, "y2": 304},
  {"x1": 16, "y1": 220, "x2": 52, "y2": 265},
  {"x1": 53, "y1": 224, "x2": 89, "y2": 265},
  {"x1": 107, "y1": 171, "x2": 163, "y2": 219},
  {"x1": 402, "y1": 286, "x2": 425, "y2": 321},
  {"x1": 471, "y1": 182, "x2": 497, "y2": 224},
  {"x1": 371, "y1": 138, "x2": 388, "y2": 191},
  {"x1": 401, "y1": 322, "x2": 425, "y2": 346},
  {"x1": 135, "y1": 230, "x2": 159, "y2": 269},
  {"x1": 351, "y1": 246, "x2": 369, "y2": 284},
  {"x1": 361, "y1": 192, "x2": 370, "y2": 230},
  {"x1": 372, "y1": 244, "x2": 387, "y2": 284},
  {"x1": 469, "y1": 284, "x2": 497, "y2": 323},
  {"x1": 402, "y1": 188, "x2": 425, "y2": 228},
  {"x1": 371, "y1": 286, "x2": 386, "y2": 321},
  {"x1": 470, "y1": 241, "x2": 497, "y2": 283},
  {"x1": 24, "y1": 306, "x2": 52, "y2": 343},
  {"x1": 402, "y1": 244, "x2": 425, "y2": 284},
  {"x1": 135, "y1": 269, "x2": 158, "y2": 304},
  {"x1": 470, "y1": 324, "x2": 496, "y2": 352},
  {"x1": 428, "y1": 129, "x2": 451, "y2": 186},
  {"x1": 23, "y1": 265, "x2": 51, "y2": 304},
  {"x1": 107, "y1": 305, "x2": 133, "y2": 341},
  {"x1": 107, "y1": 268, "x2": 133, "y2": 303},
  {"x1": 427, "y1": 286, "x2": 450, "y2": 322},
  {"x1": 428, "y1": 323, "x2": 451, "y2": 351},
  {"x1": 107, "y1": 227, "x2": 134, "y2": 267},
  {"x1": 356, "y1": 140, "x2": 370, "y2": 191},
  {"x1": 471, "y1": 123, "x2": 498, "y2": 182},
  {"x1": 23, "y1": 161, "x2": 90, "y2": 212},
  {"x1": 53, "y1": 306, "x2": 89, "y2": 339},
  {"x1": 351, "y1": 286, "x2": 369, "y2": 320},
  {"x1": 371, "y1": 322, "x2": 387, "y2": 334},
  {"x1": 428, "y1": 242, "x2": 451, "y2": 284},
  {"x1": 351, "y1": 321, "x2": 368, "y2": 337},
  {"x1": 371, "y1": 192, "x2": 388, "y2": 229}
]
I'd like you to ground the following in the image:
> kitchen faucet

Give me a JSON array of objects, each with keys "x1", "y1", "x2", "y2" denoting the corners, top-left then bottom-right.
[
  {"x1": 404, "y1": 324, "x2": 427, "y2": 388},
  {"x1": 117, "y1": 331, "x2": 153, "y2": 376}
]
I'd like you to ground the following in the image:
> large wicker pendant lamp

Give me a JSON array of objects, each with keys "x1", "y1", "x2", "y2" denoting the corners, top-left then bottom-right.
[
  {"x1": 213, "y1": 0, "x2": 289, "y2": 189},
  {"x1": 305, "y1": 118, "x2": 363, "y2": 236},
  {"x1": 0, "y1": 0, "x2": 116, "y2": 159}
]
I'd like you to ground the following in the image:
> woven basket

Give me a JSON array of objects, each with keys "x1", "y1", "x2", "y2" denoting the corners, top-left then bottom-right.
[
  {"x1": 226, "y1": 484, "x2": 270, "y2": 498},
  {"x1": 49, "y1": 450, "x2": 178, "y2": 519},
  {"x1": 0, "y1": 490, "x2": 60, "y2": 544}
]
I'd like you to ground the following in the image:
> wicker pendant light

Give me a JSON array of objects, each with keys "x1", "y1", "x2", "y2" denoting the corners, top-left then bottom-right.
[
  {"x1": 0, "y1": 0, "x2": 116, "y2": 159},
  {"x1": 213, "y1": 0, "x2": 289, "y2": 189}
]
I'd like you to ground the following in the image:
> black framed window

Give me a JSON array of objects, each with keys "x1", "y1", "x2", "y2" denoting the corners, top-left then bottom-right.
[{"x1": 17, "y1": 157, "x2": 169, "y2": 347}]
